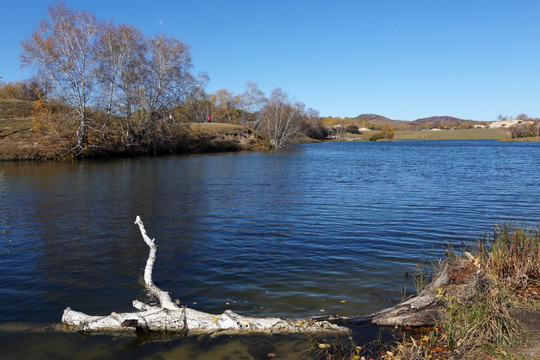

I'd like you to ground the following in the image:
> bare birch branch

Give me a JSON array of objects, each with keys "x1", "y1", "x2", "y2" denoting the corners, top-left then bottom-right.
[{"x1": 61, "y1": 216, "x2": 345, "y2": 335}]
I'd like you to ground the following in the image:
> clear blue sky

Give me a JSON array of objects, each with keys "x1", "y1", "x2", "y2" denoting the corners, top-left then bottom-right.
[{"x1": 1, "y1": 0, "x2": 539, "y2": 121}]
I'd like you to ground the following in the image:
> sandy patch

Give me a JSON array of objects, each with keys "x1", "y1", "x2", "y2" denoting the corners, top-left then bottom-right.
[{"x1": 488, "y1": 119, "x2": 522, "y2": 128}]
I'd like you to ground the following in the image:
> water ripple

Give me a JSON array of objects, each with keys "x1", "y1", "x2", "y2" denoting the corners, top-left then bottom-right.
[{"x1": 0, "y1": 140, "x2": 539, "y2": 324}]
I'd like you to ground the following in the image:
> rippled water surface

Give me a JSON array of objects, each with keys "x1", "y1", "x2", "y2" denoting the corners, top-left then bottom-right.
[{"x1": 1, "y1": 140, "x2": 539, "y2": 358}]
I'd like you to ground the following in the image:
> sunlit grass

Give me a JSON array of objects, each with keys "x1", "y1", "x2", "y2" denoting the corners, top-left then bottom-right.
[
  {"x1": 316, "y1": 223, "x2": 539, "y2": 359},
  {"x1": 394, "y1": 128, "x2": 511, "y2": 140},
  {"x1": 475, "y1": 223, "x2": 540, "y2": 292},
  {"x1": 408, "y1": 223, "x2": 538, "y2": 359}
]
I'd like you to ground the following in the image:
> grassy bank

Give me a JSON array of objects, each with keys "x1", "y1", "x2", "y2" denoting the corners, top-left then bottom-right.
[
  {"x1": 0, "y1": 100, "x2": 270, "y2": 160},
  {"x1": 310, "y1": 223, "x2": 539, "y2": 360},
  {"x1": 393, "y1": 224, "x2": 539, "y2": 359},
  {"x1": 385, "y1": 223, "x2": 539, "y2": 360}
]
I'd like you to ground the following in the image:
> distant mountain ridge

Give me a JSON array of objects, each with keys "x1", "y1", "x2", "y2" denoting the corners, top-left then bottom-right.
[
  {"x1": 352, "y1": 114, "x2": 482, "y2": 128},
  {"x1": 411, "y1": 115, "x2": 480, "y2": 126},
  {"x1": 352, "y1": 114, "x2": 405, "y2": 126}
]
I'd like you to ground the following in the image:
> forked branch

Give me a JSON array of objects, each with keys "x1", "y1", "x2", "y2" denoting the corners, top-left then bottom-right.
[{"x1": 61, "y1": 216, "x2": 344, "y2": 335}]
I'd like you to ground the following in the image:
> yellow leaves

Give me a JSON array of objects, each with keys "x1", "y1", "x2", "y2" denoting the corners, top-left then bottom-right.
[
  {"x1": 318, "y1": 343, "x2": 331, "y2": 349},
  {"x1": 435, "y1": 287, "x2": 444, "y2": 298},
  {"x1": 212, "y1": 317, "x2": 218, "y2": 322},
  {"x1": 340, "y1": 300, "x2": 347, "y2": 303}
]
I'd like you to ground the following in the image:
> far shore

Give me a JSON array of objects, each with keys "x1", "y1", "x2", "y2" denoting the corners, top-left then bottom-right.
[{"x1": 2, "y1": 99, "x2": 538, "y2": 161}]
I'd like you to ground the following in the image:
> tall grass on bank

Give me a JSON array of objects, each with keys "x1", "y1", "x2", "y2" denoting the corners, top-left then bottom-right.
[
  {"x1": 394, "y1": 223, "x2": 539, "y2": 359},
  {"x1": 439, "y1": 223, "x2": 539, "y2": 358},
  {"x1": 308, "y1": 223, "x2": 539, "y2": 359},
  {"x1": 475, "y1": 223, "x2": 540, "y2": 291},
  {"x1": 367, "y1": 223, "x2": 539, "y2": 360}
]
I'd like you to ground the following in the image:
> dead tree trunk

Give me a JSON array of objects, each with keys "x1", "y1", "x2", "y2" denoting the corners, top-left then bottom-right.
[{"x1": 61, "y1": 216, "x2": 345, "y2": 335}]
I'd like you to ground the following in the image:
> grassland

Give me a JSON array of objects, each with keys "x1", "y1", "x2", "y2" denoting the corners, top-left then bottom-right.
[
  {"x1": 394, "y1": 128, "x2": 512, "y2": 140},
  {"x1": 332, "y1": 128, "x2": 514, "y2": 142}
]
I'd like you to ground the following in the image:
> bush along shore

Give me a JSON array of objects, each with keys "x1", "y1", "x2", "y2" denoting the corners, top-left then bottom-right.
[{"x1": 310, "y1": 223, "x2": 540, "y2": 360}]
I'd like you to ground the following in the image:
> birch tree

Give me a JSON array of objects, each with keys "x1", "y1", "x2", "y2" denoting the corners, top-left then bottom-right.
[
  {"x1": 238, "y1": 82, "x2": 265, "y2": 126},
  {"x1": 257, "y1": 88, "x2": 305, "y2": 149},
  {"x1": 62, "y1": 216, "x2": 344, "y2": 335},
  {"x1": 20, "y1": 2, "x2": 101, "y2": 152},
  {"x1": 126, "y1": 34, "x2": 197, "y2": 145},
  {"x1": 95, "y1": 23, "x2": 144, "y2": 138},
  {"x1": 21, "y1": 2, "x2": 202, "y2": 153}
]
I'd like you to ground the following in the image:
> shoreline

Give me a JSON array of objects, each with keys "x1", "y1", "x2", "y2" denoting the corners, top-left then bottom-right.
[{"x1": 0, "y1": 121, "x2": 271, "y2": 162}]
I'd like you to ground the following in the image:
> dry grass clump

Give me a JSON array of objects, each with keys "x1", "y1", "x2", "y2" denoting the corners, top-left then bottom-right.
[
  {"x1": 306, "y1": 224, "x2": 539, "y2": 359},
  {"x1": 362, "y1": 223, "x2": 539, "y2": 360},
  {"x1": 398, "y1": 223, "x2": 539, "y2": 359},
  {"x1": 475, "y1": 223, "x2": 540, "y2": 292}
]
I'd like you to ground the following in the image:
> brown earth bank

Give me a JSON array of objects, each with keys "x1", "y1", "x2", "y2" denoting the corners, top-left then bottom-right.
[
  {"x1": 314, "y1": 256, "x2": 540, "y2": 359},
  {"x1": 0, "y1": 100, "x2": 270, "y2": 161},
  {"x1": 0, "y1": 121, "x2": 270, "y2": 161},
  {"x1": 380, "y1": 258, "x2": 540, "y2": 359}
]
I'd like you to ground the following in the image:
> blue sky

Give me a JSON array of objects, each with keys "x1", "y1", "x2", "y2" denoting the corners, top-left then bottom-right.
[{"x1": 1, "y1": 0, "x2": 539, "y2": 120}]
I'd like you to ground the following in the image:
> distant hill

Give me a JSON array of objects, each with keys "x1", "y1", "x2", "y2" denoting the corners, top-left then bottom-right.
[
  {"x1": 411, "y1": 116, "x2": 480, "y2": 127},
  {"x1": 353, "y1": 114, "x2": 405, "y2": 126},
  {"x1": 344, "y1": 114, "x2": 484, "y2": 129}
]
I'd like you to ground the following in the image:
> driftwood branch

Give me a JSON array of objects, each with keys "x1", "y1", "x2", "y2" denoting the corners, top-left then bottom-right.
[
  {"x1": 368, "y1": 262, "x2": 449, "y2": 326},
  {"x1": 134, "y1": 216, "x2": 178, "y2": 311},
  {"x1": 61, "y1": 216, "x2": 344, "y2": 335}
]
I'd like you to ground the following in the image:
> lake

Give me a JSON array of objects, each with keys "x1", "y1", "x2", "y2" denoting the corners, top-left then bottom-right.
[{"x1": 1, "y1": 140, "x2": 539, "y2": 359}]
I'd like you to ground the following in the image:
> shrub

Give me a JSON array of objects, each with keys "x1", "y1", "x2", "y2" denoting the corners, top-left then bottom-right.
[
  {"x1": 345, "y1": 124, "x2": 360, "y2": 134},
  {"x1": 303, "y1": 124, "x2": 328, "y2": 139},
  {"x1": 369, "y1": 132, "x2": 385, "y2": 141}
]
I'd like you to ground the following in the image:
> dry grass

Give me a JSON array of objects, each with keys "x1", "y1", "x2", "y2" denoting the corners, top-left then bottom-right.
[
  {"x1": 500, "y1": 137, "x2": 540, "y2": 142},
  {"x1": 187, "y1": 122, "x2": 251, "y2": 134},
  {"x1": 476, "y1": 224, "x2": 540, "y2": 292},
  {"x1": 0, "y1": 99, "x2": 34, "y2": 118},
  {"x1": 0, "y1": 99, "x2": 34, "y2": 137},
  {"x1": 390, "y1": 223, "x2": 540, "y2": 359},
  {"x1": 316, "y1": 224, "x2": 540, "y2": 360},
  {"x1": 394, "y1": 128, "x2": 511, "y2": 140}
]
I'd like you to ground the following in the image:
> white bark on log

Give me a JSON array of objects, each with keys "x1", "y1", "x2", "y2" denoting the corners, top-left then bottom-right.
[
  {"x1": 134, "y1": 216, "x2": 178, "y2": 311},
  {"x1": 61, "y1": 216, "x2": 344, "y2": 335},
  {"x1": 368, "y1": 262, "x2": 449, "y2": 326}
]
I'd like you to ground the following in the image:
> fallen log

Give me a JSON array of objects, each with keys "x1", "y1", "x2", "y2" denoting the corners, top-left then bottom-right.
[
  {"x1": 63, "y1": 216, "x2": 465, "y2": 335},
  {"x1": 62, "y1": 216, "x2": 345, "y2": 335},
  {"x1": 369, "y1": 261, "x2": 449, "y2": 326}
]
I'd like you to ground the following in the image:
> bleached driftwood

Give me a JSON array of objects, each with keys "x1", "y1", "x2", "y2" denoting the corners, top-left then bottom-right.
[
  {"x1": 368, "y1": 262, "x2": 449, "y2": 326},
  {"x1": 62, "y1": 216, "x2": 344, "y2": 335}
]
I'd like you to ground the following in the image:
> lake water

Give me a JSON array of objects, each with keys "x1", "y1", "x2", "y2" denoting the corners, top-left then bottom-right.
[{"x1": 1, "y1": 140, "x2": 539, "y2": 359}]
